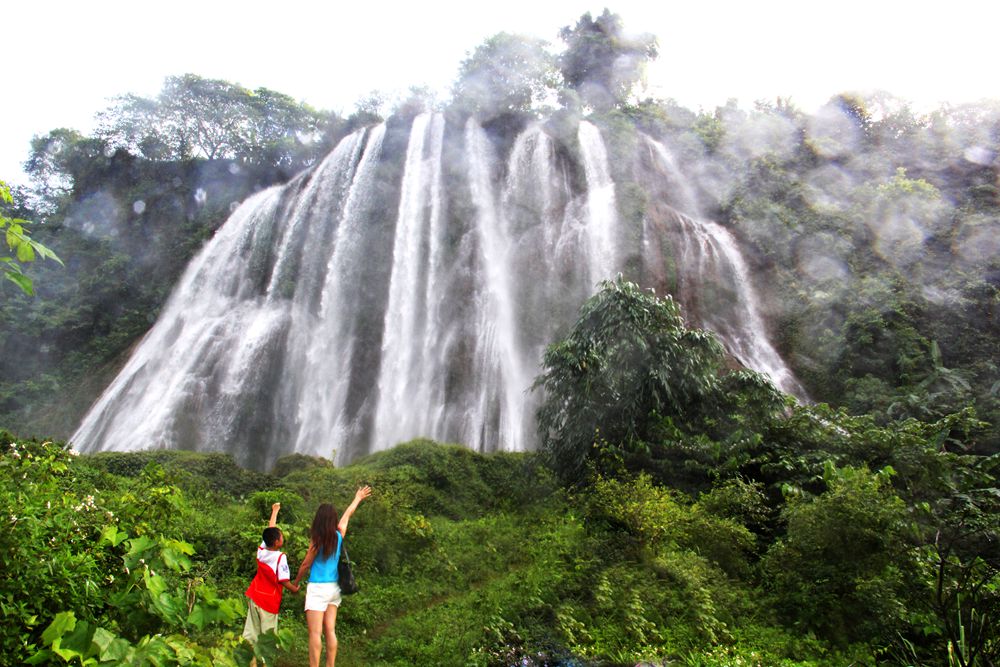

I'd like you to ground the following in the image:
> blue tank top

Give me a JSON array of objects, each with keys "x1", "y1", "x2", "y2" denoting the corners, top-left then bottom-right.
[{"x1": 309, "y1": 531, "x2": 342, "y2": 583}]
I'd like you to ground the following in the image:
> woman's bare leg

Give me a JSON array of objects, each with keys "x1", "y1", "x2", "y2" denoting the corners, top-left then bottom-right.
[
  {"x1": 323, "y1": 604, "x2": 339, "y2": 667},
  {"x1": 306, "y1": 609, "x2": 325, "y2": 667}
]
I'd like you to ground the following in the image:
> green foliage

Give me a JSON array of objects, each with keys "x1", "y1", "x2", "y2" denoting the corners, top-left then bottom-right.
[
  {"x1": 912, "y1": 452, "x2": 1000, "y2": 667},
  {"x1": 763, "y1": 464, "x2": 911, "y2": 644},
  {"x1": 0, "y1": 180, "x2": 62, "y2": 295},
  {"x1": 96, "y1": 74, "x2": 338, "y2": 169},
  {"x1": 452, "y1": 32, "x2": 560, "y2": 120},
  {"x1": 85, "y1": 450, "x2": 275, "y2": 498},
  {"x1": 24, "y1": 129, "x2": 107, "y2": 210},
  {"x1": 8, "y1": 430, "x2": 997, "y2": 665},
  {"x1": 534, "y1": 276, "x2": 732, "y2": 484},
  {"x1": 0, "y1": 434, "x2": 258, "y2": 665},
  {"x1": 558, "y1": 9, "x2": 658, "y2": 111}
]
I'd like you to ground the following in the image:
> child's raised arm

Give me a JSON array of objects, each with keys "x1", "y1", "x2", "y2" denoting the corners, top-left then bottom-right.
[
  {"x1": 268, "y1": 502, "x2": 280, "y2": 528},
  {"x1": 337, "y1": 486, "x2": 372, "y2": 537}
]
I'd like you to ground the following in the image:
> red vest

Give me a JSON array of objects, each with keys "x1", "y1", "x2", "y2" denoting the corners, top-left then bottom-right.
[{"x1": 245, "y1": 548, "x2": 288, "y2": 614}]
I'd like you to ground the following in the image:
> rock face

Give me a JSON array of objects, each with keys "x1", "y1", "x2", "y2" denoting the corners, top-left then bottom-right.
[{"x1": 72, "y1": 113, "x2": 803, "y2": 470}]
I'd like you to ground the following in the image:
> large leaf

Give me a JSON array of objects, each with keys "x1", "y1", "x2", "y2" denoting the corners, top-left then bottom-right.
[
  {"x1": 24, "y1": 650, "x2": 54, "y2": 665},
  {"x1": 125, "y1": 535, "x2": 158, "y2": 568},
  {"x1": 41, "y1": 611, "x2": 76, "y2": 646},
  {"x1": 4, "y1": 269, "x2": 34, "y2": 295},
  {"x1": 32, "y1": 239, "x2": 64, "y2": 265},
  {"x1": 143, "y1": 568, "x2": 167, "y2": 597},
  {"x1": 15, "y1": 241, "x2": 35, "y2": 263},
  {"x1": 91, "y1": 626, "x2": 117, "y2": 654},
  {"x1": 160, "y1": 538, "x2": 194, "y2": 571},
  {"x1": 99, "y1": 524, "x2": 129, "y2": 547},
  {"x1": 53, "y1": 619, "x2": 95, "y2": 662},
  {"x1": 5, "y1": 222, "x2": 23, "y2": 248}
]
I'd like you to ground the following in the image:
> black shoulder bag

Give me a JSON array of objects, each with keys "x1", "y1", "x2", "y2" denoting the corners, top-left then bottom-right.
[{"x1": 338, "y1": 544, "x2": 359, "y2": 595}]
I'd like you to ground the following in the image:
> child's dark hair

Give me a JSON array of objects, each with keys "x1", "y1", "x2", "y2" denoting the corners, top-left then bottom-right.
[{"x1": 262, "y1": 526, "x2": 282, "y2": 548}]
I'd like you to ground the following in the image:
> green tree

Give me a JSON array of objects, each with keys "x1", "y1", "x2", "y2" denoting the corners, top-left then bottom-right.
[
  {"x1": 763, "y1": 464, "x2": 910, "y2": 645},
  {"x1": 534, "y1": 277, "x2": 734, "y2": 485},
  {"x1": 558, "y1": 10, "x2": 658, "y2": 112},
  {"x1": 453, "y1": 32, "x2": 560, "y2": 120},
  {"x1": 906, "y1": 441, "x2": 1000, "y2": 667},
  {"x1": 96, "y1": 74, "x2": 334, "y2": 169},
  {"x1": 23, "y1": 129, "x2": 109, "y2": 212}
]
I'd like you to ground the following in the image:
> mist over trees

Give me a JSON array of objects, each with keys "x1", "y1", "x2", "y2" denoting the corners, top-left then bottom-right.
[
  {"x1": 2, "y1": 8, "x2": 999, "y2": 665},
  {"x1": 557, "y1": 9, "x2": 658, "y2": 112}
]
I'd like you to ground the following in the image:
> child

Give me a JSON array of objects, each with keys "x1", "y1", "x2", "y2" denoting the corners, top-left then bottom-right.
[{"x1": 243, "y1": 502, "x2": 299, "y2": 653}]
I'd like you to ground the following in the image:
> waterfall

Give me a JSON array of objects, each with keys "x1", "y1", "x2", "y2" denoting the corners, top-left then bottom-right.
[
  {"x1": 578, "y1": 120, "x2": 619, "y2": 288},
  {"x1": 643, "y1": 137, "x2": 807, "y2": 398},
  {"x1": 71, "y1": 115, "x2": 805, "y2": 468},
  {"x1": 643, "y1": 136, "x2": 702, "y2": 219},
  {"x1": 291, "y1": 124, "x2": 387, "y2": 458},
  {"x1": 371, "y1": 113, "x2": 448, "y2": 451},
  {"x1": 463, "y1": 118, "x2": 532, "y2": 452}
]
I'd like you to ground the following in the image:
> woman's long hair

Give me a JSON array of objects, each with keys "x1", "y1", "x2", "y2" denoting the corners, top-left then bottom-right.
[{"x1": 310, "y1": 503, "x2": 341, "y2": 558}]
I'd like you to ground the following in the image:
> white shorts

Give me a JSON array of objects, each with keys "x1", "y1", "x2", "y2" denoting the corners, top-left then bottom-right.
[{"x1": 305, "y1": 582, "x2": 342, "y2": 611}]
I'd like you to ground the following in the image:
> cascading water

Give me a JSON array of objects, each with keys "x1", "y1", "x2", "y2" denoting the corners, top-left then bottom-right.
[
  {"x1": 640, "y1": 136, "x2": 807, "y2": 397},
  {"x1": 371, "y1": 113, "x2": 448, "y2": 451},
  {"x1": 462, "y1": 119, "x2": 532, "y2": 452},
  {"x1": 72, "y1": 114, "x2": 805, "y2": 468},
  {"x1": 578, "y1": 120, "x2": 620, "y2": 287},
  {"x1": 290, "y1": 124, "x2": 387, "y2": 457}
]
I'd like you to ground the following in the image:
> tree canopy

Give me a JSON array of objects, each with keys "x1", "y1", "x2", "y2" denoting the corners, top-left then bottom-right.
[
  {"x1": 534, "y1": 276, "x2": 782, "y2": 485},
  {"x1": 95, "y1": 74, "x2": 335, "y2": 168},
  {"x1": 452, "y1": 32, "x2": 560, "y2": 119},
  {"x1": 557, "y1": 9, "x2": 658, "y2": 111}
]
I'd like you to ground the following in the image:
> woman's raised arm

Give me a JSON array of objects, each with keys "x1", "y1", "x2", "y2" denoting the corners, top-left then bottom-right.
[{"x1": 337, "y1": 486, "x2": 372, "y2": 537}]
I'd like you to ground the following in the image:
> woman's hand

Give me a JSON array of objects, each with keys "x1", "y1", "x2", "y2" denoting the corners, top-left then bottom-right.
[{"x1": 338, "y1": 486, "x2": 372, "y2": 536}]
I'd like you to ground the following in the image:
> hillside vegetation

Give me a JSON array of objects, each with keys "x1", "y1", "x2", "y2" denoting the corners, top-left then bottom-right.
[{"x1": 5, "y1": 280, "x2": 998, "y2": 666}]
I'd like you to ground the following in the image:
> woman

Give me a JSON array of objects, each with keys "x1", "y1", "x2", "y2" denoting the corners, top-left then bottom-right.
[{"x1": 294, "y1": 485, "x2": 371, "y2": 667}]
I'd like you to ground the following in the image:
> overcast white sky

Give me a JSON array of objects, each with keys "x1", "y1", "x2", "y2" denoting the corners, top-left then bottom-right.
[{"x1": 4, "y1": 0, "x2": 998, "y2": 187}]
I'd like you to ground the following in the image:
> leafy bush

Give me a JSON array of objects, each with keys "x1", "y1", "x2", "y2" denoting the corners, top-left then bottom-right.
[
  {"x1": 1, "y1": 434, "x2": 268, "y2": 665},
  {"x1": 762, "y1": 464, "x2": 911, "y2": 645}
]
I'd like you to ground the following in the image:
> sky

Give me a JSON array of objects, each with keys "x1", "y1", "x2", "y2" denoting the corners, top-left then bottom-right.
[{"x1": 4, "y1": 0, "x2": 999, "y2": 187}]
